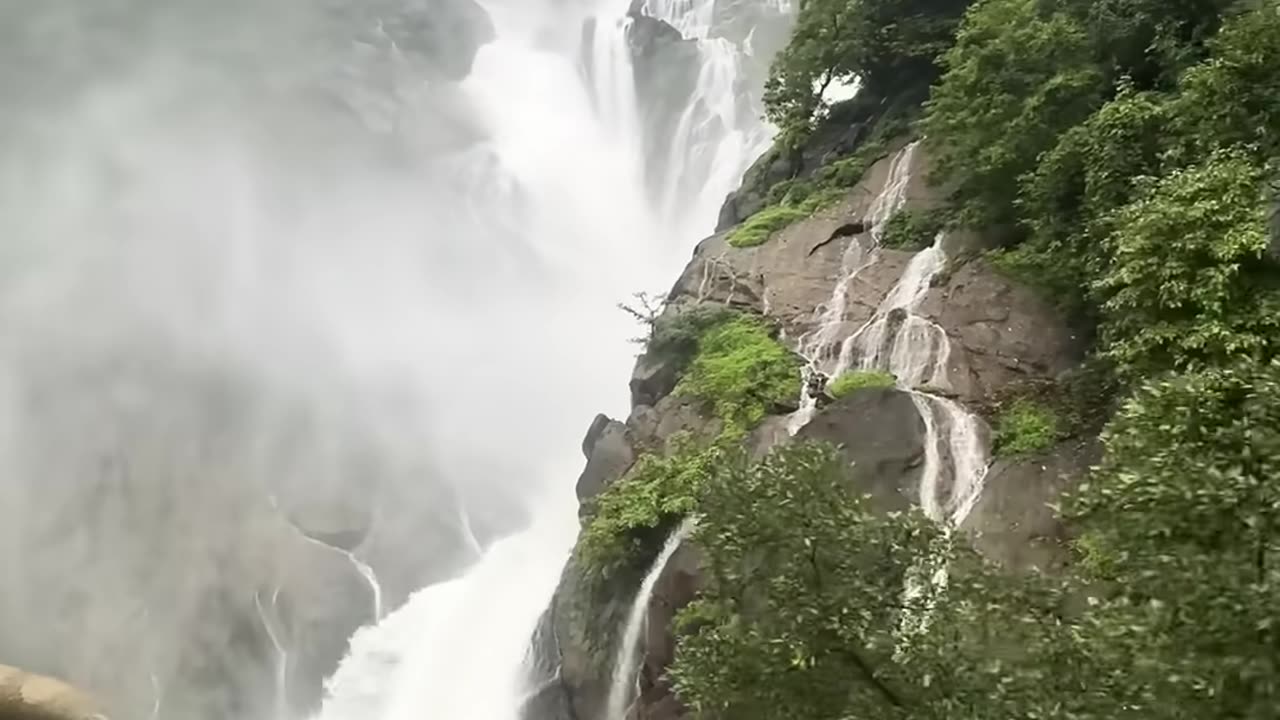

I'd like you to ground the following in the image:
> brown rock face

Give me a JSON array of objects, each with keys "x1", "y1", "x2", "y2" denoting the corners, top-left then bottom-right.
[
  {"x1": 959, "y1": 439, "x2": 1102, "y2": 573},
  {"x1": 540, "y1": 139, "x2": 1087, "y2": 720},
  {"x1": 796, "y1": 387, "x2": 927, "y2": 510},
  {"x1": 0, "y1": 666, "x2": 105, "y2": 720}
]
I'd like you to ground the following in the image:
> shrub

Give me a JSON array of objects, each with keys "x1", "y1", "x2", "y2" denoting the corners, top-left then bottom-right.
[
  {"x1": 993, "y1": 399, "x2": 1060, "y2": 457},
  {"x1": 676, "y1": 315, "x2": 802, "y2": 430},
  {"x1": 645, "y1": 303, "x2": 737, "y2": 368},
  {"x1": 726, "y1": 205, "x2": 810, "y2": 248},
  {"x1": 880, "y1": 207, "x2": 947, "y2": 250},
  {"x1": 578, "y1": 437, "x2": 723, "y2": 580},
  {"x1": 829, "y1": 370, "x2": 897, "y2": 397}
]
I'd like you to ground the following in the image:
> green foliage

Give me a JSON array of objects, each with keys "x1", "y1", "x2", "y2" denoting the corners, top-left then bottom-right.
[
  {"x1": 645, "y1": 302, "x2": 738, "y2": 370},
  {"x1": 764, "y1": 0, "x2": 971, "y2": 145},
  {"x1": 670, "y1": 442, "x2": 944, "y2": 718},
  {"x1": 727, "y1": 131, "x2": 901, "y2": 249},
  {"x1": 671, "y1": 442, "x2": 1091, "y2": 719},
  {"x1": 992, "y1": 399, "x2": 1060, "y2": 457},
  {"x1": 726, "y1": 204, "x2": 811, "y2": 248},
  {"x1": 1064, "y1": 360, "x2": 1280, "y2": 717},
  {"x1": 578, "y1": 438, "x2": 723, "y2": 581},
  {"x1": 923, "y1": 0, "x2": 1108, "y2": 230},
  {"x1": 1095, "y1": 150, "x2": 1280, "y2": 376},
  {"x1": 675, "y1": 315, "x2": 802, "y2": 430},
  {"x1": 829, "y1": 369, "x2": 897, "y2": 397},
  {"x1": 1166, "y1": 4, "x2": 1280, "y2": 162},
  {"x1": 880, "y1": 207, "x2": 947, "y2": 250}
]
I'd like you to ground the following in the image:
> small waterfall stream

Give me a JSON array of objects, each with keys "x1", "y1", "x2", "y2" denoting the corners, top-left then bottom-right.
[
  {"x1": 784, "y1": 139, "x2": 989, "y2": 527},
  {"x1": 605, "y1": 517, "x2": 698, "y2": 720},
  {"x1": 787, "y1": 141, "x2": 920, "y2": 433}
]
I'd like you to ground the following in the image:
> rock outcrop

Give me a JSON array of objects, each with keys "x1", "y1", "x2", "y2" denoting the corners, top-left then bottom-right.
[
  {"x1": 0, "y1": 666, "x2": 105, "y2": 720},
  {"x1": 538, "y1": 132, "x2": 1088, "y2": 720}
]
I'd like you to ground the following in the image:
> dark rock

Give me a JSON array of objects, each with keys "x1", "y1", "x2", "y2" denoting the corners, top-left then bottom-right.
[
  {"x1": 959, "y1": 438, "x2": 1102, "y2": 573},
  {"x1": 583, "y1": 413, "x2": 614, "y2": 459},
  {"x1": 714, "y1": 92, "x2": 886, "y2": 232},
  {"x1": 551, "y1": 555, "x2": 636, "y2": 720},
  {"x1": 797, "y1": 388, "x2": 927, "y2": 512},
  {"x1": 575, "y1": 419, "x2": 636, "y2": 508},
  {"x1": 916, "y1": 258, "x2": 1082, "y2": 402},
  {"x1": 518, "y1": 604, "x2": 575, "y2": 720},
  {"x1": 631, "y1": 542, "x2": 705, "y2": 719},
  {"x1": 630, "y1": 352, "x2": 681, "y2": 408}
]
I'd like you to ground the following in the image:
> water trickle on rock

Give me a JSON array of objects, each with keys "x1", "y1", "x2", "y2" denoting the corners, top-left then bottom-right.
[{"x1": 604, "y1": 517, "x2": 698, "y2": 720}]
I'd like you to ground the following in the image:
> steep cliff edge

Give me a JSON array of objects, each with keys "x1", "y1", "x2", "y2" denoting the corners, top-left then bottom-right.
[
  {"x1": 539, "y1": 0, "x2": 1280, "y2": 713},
  {"x1": 532, "y1": 125, "x2": 1089, "y2": 720}
]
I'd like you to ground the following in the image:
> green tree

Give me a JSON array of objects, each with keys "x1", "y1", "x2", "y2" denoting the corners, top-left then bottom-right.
[
  {"x1": 670, "y1": 443, "x2": 1090, "y2": 720},
  {"x1": 922, "y1": 0, "x2": 1107, "y2": 231},
  {"x1": 1166, "y1": 3, "x2": 1280, "y2": 162},
  {"x1": 764, "y1": 0, "x2": 971, "y2": 145},
  {"x1": 1094, "y1": 150, "x2": 1280, "y2": 376},
  {"x1": 1065, "y1": 361, "x2": 1280, "y2": 717}
]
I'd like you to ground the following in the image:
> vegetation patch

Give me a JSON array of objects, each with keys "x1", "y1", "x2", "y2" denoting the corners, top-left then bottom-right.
[
  {"x1": 992, "y1": 398, "x2": 1061, "y2": 458},
  {"x1": 726, "y1": 204, "x2": 811, "y2": 248},
  {"x1": 828, "y1": 369, "x2": 897, "y2": 398},
  {"x1": 645, "y1": 302, "x2": 737, "y2": 369},
  {"x1": 651, "y1": 1, "x2": 1280, "y2": 717},
  {"x1": 880, "y1": 207, "x2": 947, "y2": 250},
  {"x1": 578, "y1": 436, "x2": 722, "y2": 582},
  {"x1": 675, "y1": 315, "x2": 802, "y2": 430}
]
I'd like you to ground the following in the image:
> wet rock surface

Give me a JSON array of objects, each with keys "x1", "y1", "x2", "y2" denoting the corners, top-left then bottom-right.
[{"x1": 542, "y1": 138, "x2": 1088, "y2": 720}]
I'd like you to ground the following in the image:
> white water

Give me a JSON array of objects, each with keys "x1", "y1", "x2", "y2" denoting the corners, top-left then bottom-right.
[
  {"x1": 782, "y1": 139, "x2": 988, "y2": 527},
  {"x1": 270, "y1": 494, "x2": 386, "y2": 623},
  {"x1": 604, "y1": 517, "x2": 697, "y2": 720},
  {"x1": 786, "y1": 141, "x2": 920, "y2": 434},
  {"x1": 306, "y1": 2, "x2": 780, "y2": 720},
  {"x1": 312, "y1": 510, "x2": 578, "y2": 720},
  {"x1": 638, "y1": 0, "x2": 782, "y2": 240},
  {"x1": 0, "y1": 0, "x2": 782, "y2": 717}
]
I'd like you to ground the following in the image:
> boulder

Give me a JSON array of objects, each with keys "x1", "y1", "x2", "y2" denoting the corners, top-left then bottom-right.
[
  {"x1": 916, "y1": 258, "x2": 1083, "y2": 402},
  {"x1": 630, "y1": 352, "x2": 682, "y2": 409},
  {"x1": 0, "y1": 666, "x2": 105, "y2": 720},
  {"x1": 796, "y1": 388, "x2": 927, "y2": 511},
  {"x1": 959, "y1": 438, "x2": 1102, "y2": 573},
  {"x1": 576, "y1": 418, "x2": 637, "y2": 508}
]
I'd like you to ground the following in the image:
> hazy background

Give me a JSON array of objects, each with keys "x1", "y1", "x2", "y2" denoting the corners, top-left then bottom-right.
[{"x1": 0, "y1": 1, "x2": 790, "y2": 718}]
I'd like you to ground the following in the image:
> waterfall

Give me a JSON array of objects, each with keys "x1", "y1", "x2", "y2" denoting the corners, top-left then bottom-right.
[
  {"x1": 787, "y1": 141, "x2": 920, "y2": 434},
  {"x1": 634, "y1": 0, "x2": 781, "y2": 241},
  {"x1": 307, "y1": 2, "x2": 783, "y2": 719},
  {"x1": 0, "y1": 0, "x2": 784, "y2": 716},
  {"x1": 310, "y1": 512, "x2": 577, "y2": 720},
  {"x1": 271, "y1": 494, "x2": 386, "y2": 623},
  {"x1": 845, "y1": 230, "x2": 990, "y2": 526},
  {"x1": 605, "y1": 517, "x2": 698, "y2": 720},
  {"x1": 256, "y1": 588, "x2": 290, "y2": 720},
  {"x1": 782, "y1": 140, "x2": 989, "y2": 526}
]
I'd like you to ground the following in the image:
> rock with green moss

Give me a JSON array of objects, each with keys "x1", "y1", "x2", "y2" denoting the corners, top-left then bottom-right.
[
  {"x1": 673, "y1": 315, "x2": 802, "y2": 430},
  {"x1": 828, "y1": 369, "x2": 897, "y2": 397},
  {"x1": 993, "y1": 398, "x2": 1061, "y2": 457}
]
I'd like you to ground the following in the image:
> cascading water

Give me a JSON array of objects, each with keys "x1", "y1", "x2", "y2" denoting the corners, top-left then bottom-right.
[
  {"x1": 784, "y1": 139, "x2": 989, "y2": 526},
  {"x1": 604, "y1": 517, "x2": 697, "y2": 720},
  {"x1": 786, "y1": 141, "x2": 921, "y2": 434},
  {"x1": 628, "y1": 0, "x2": 790, "y2": 241},
  {"x1": 306, "y1": 2, "x2": 785, "y2": 720},
  {"x1": 0, "y1": 0, "x2": 785, "y2": 719}
]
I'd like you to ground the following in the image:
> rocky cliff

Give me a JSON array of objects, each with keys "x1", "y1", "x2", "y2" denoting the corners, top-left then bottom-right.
[{"x1": 531, "y1": 117, "x2": 1095, "y2": 720}]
